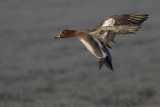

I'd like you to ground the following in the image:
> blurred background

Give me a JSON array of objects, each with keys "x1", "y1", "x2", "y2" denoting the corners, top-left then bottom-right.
[{"x1": 0, "y1": 0, "x2": 160, "y2": 107}]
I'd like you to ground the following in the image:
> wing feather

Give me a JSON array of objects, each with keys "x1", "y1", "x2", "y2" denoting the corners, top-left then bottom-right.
[{"x1": 110, "y1": 14, "x2": 148, "y2": 25}]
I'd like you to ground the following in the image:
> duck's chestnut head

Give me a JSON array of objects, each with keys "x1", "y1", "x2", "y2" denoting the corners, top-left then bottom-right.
[{"x1": 55, "y1": 30, "x2": 76, "y2": 39}]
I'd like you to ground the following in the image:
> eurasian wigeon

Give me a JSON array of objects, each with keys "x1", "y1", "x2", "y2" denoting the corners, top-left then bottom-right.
[{"x1": 55, "y1": 14, "x2": 149, "y2": 71}]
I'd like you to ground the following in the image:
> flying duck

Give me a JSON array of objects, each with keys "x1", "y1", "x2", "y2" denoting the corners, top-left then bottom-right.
[{"x1": 55, "y1": 14, "x2": 149, "y2": 71}]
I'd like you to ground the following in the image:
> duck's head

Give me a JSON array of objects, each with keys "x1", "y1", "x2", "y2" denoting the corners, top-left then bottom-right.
[{"x1": 55, "y1": 30, "x2": 76, "y2": 39}]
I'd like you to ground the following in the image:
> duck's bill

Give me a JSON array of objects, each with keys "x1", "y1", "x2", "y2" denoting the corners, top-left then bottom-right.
[{"x1": 54, "y1": 35, "x2": 61, "y2": 39}]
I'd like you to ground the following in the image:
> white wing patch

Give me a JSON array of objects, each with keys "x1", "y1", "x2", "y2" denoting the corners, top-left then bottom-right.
[{"x1": 102, "y1": 18, "x2": 115, "y2": 27}]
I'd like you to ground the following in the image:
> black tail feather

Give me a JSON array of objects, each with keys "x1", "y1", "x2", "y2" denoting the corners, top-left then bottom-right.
[
  {"x1": 104, "y1": 56, "x2": 113, "y2": 71},
  {"x1": 98, "y1": 56, "x2": 113, "y2": 71}
]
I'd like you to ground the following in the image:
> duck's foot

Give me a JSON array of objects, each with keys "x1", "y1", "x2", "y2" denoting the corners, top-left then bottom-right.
[{"x1": 98, "y1": 58, "x2": 103, "y2": 70}]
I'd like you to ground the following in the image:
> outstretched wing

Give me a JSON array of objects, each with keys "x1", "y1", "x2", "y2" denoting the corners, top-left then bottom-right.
[
  {"x1": 92, "y1": 14, "x2": 149, "y2": 48},
  {"x1": 101, "y1": 14, "x2": 148, "y2": 27}
]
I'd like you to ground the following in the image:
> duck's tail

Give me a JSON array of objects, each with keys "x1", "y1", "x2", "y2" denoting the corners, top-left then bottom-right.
[{"x1": 98, "y1": 56, "x2": 113, "y2": 71}]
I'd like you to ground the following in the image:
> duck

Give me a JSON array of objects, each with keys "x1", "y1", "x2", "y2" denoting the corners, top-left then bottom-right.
[{"x1": 55, "y1": 14, "x2": 149, "y2": 71}]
